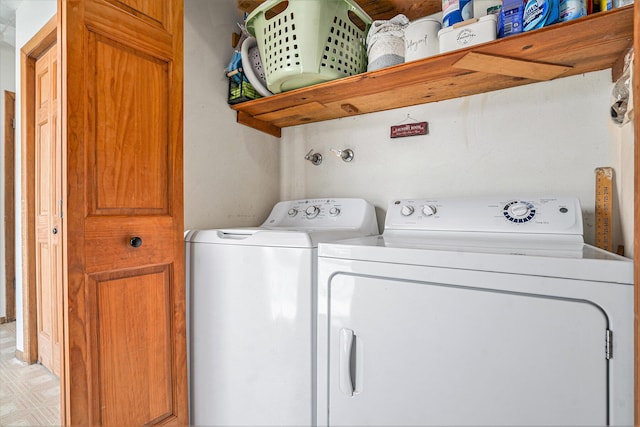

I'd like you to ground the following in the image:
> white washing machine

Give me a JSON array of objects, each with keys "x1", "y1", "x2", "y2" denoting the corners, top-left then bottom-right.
[
  {"x1": 185, "y1": 198, "x2": 378, "y2": 426},
  {"x1": 317, "y1": 196, "x2": 633, "y2": 426}
]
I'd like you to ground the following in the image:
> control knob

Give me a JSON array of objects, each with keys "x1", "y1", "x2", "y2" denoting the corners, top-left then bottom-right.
[
  {"x1": 422, "y1": 205, "x2": 437, "y2": 217},
  {"x1": 287, "y1": 208, "x2": 298, "y2": 217},
  {"x1": 305, "y1": 205, "x2": 320, "y2": 219},
  {"x1": 400, "y1": 205, "x2": 415, "y2": 217},
  {"x1": 503, "y1": 201, "x2": 536, "y2": 223},
  {"x1": 329, "y1": 207, "x2": 340, "y2": 216},
  {"x1": 508, "y1": 202, "x2": 531, "y2": 217}
]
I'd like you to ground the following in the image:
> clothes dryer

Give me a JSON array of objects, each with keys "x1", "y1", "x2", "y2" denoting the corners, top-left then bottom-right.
[
  {"x1": 185, "y1": 198, "x2": 378, "y2": 426},
  {"x1": 317, "y1": 196, "x2": 633, "y2": 426}
]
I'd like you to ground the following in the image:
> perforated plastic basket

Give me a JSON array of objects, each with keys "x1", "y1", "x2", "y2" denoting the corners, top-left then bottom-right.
[{"x1": 246, "y1": 0, "x2": 372, "y2": 94}]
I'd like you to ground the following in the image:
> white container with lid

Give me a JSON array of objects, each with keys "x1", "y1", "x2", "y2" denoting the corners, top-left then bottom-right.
[
  {"x1": 404, "y1": 17, "x2": 442, "y2": 62},
  {"x1": 438, "y1": 14, "x2": 497, "y2": 53}
]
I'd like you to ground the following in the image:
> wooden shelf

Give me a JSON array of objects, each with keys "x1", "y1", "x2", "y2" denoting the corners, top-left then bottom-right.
[{"x1": 231, "y1": 6, "x2": 633, "y2": 137}]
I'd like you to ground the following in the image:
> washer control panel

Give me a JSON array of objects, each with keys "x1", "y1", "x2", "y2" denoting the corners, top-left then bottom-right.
[
  {"x1": 386, "y1": 196, "x2": 583, "y2": 235},
  {"x1": 262, "y1": 198, "x2": 377, "y2": 230}
]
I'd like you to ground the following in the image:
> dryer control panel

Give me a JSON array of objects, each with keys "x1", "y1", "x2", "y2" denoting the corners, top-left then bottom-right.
[
  {"x1": 262, "y1": 198, "x2": 378, "y2": 232},
  {"x1": 386, "y1": 196, "x2": 583, "y2": 235}
]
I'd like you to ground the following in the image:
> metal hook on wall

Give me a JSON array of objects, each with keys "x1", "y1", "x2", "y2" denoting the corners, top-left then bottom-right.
[
  {"x1": 397, "y1": 113, "x2": 420, "y2": 124},
  {"x1": 330, "y1": 148, "x2": 354, "y2": 162},
  {"x1": 305, "y1": 149, "x2": 323, "y2": 166}
]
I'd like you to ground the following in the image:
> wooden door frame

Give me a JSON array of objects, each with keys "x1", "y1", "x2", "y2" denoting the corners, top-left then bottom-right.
[
  {"x1": 20, "y1": 14, "x2": 65, "y2": 424},
  {"x1": 4, "y1": 91, "x2": 16, "y2": 324}
]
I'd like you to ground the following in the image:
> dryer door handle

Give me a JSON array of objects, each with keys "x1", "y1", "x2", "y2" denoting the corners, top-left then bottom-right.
[{"x1": 339, "y1": 328, "x2": 356, "y2": 396}]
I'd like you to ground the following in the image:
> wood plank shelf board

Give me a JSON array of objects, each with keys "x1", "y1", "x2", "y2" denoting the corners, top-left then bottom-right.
[{"x1": 231, "y1": 6, "x2": 633, "y2": 136}]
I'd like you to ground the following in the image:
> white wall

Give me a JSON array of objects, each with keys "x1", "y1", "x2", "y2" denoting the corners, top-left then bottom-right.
[
  {"x1": 0, "y1": 43, "x2": 16, "y2": 319},
  {"x1": 615, "y1": 121, "x2": 635, "y2": 257},
  {"x1": 280, "y1": 70, "x2": 634, "y2": 253},
  {"x1": 14, "y1": 0, "x2": 56, "y2": 351},
  {"x1": 184, "y1": 0, "x2": 280, "y2": 230}
]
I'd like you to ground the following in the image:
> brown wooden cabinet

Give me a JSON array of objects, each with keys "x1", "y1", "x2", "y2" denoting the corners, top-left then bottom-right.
[{"x1": 61, "y1": 0, "x2": 187, "y2": 424}]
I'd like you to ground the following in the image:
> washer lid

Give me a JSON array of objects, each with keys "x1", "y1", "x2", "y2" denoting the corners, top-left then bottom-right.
[{"x1": 186, "y1": 227, "x2": 379, "y2": 248}]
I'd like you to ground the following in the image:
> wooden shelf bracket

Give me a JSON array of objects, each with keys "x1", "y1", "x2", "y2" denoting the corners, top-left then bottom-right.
[
  {"x1": 453, "y1": 52, "x2": 573, "y2": 81},
  {"x1": 237, "y1": 111, "x2": 282, "y2": 137}
]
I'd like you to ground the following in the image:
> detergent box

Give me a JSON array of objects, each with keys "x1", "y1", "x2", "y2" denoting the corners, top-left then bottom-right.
[{"x1": 497, "y1": 0, "x2": 524, "y2": 38}]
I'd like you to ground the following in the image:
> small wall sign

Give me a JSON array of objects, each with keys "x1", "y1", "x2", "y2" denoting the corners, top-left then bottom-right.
[{"x1": 390, "y1": 121, "x2": 429, "y2": 138}]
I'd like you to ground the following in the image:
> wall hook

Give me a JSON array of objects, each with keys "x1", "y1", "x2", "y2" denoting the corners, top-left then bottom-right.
[
  {"x1": 330, "y1": 148, "x2": 354, "y2": 162},
  {"x1": 396, "y1": 113, "x2": 420, "y2": 124},
  {"x1": 305, "y1": 149, "x2": 323, "y2": 166}
]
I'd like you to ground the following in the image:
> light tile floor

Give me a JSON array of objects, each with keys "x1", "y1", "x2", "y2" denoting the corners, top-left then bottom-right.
[{"x1": 0, "y1": 321, "x2": 61, "y2": 426}]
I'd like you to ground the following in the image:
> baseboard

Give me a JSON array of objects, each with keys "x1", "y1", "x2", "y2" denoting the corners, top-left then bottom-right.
[
  {"x1": 0, "y1": 316, "x2": 6, "y2": 324},
  {"x1": 15, "y1": 348, "x2": 25, "y2": 362}
]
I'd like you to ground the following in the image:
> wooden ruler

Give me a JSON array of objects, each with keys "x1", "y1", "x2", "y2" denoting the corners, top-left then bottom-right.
[{"x1": 594, "y1": 167, "x2": 614, "y2": 252}]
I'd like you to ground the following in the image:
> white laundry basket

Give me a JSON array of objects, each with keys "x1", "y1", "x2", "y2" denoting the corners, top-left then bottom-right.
[{"x1": 245, "y1": 0, "x2": 372, "y2": 93}]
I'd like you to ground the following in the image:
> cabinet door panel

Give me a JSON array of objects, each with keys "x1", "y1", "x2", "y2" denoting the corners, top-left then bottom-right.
[
  {"x1": 87, "y1": 33, "x2": 169, "y2": 215},
  {"x1": 63, "y1": 0, "x2": 185, "y2": 424},
  {"x1": 104, "y1": 0, "x2": 168, "y2": 28},
  {"x1": 91, "y1": 267, "x2": 173, "y2": 425}
]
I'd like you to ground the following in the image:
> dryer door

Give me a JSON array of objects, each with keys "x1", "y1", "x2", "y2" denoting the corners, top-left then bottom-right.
[{"x1": 327, "y1": 273, "x2": 609, "y2": 426}]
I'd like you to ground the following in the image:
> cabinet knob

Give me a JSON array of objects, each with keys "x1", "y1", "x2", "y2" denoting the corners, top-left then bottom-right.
[
  {"x1": 52, "y1": 227, "x2": 58, "y2": 235},
  {"x1": 129, "y1": 236, "x2": 143, "y2": 248}
]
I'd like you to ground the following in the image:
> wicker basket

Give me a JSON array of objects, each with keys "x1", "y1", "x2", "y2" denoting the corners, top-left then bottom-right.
[
  {"x1": 246, "y1": 0, "x2": 372, "y2": 93},
  {"x1": 228, "y1": 71, "x2": 261, "y2": 105}
]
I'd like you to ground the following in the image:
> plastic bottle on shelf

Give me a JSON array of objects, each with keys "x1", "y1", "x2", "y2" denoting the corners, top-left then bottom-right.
[
  {"x1": 523, "y1": 0, "x2": 559, "y2": 31},
  {"x1": 559, "y1": 0, "x2": 586, "y2": 21},
  {"x1": 591, "y1": 0, "x2": 613, "y2": 12}
]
